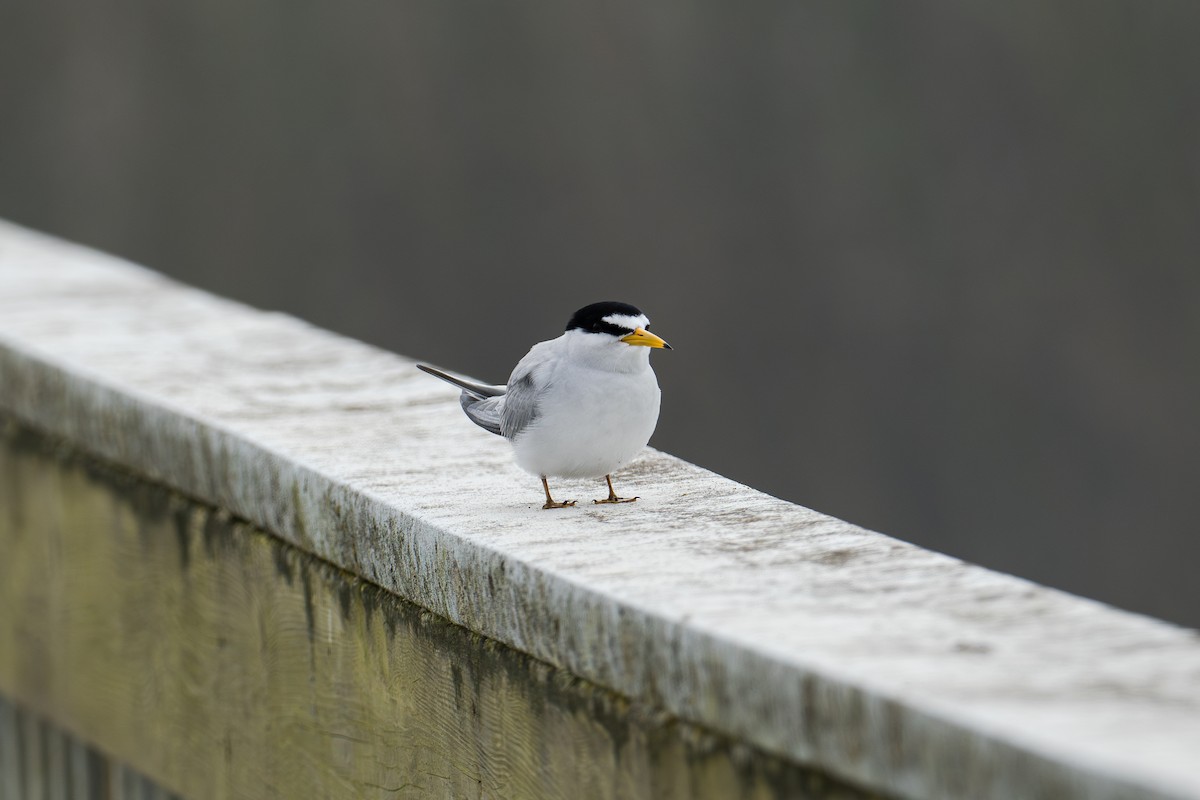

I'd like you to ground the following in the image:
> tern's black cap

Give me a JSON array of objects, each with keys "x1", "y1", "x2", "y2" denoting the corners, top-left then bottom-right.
[{"x1": 566, "y1": 301, "x2": 646, "y2": 335}]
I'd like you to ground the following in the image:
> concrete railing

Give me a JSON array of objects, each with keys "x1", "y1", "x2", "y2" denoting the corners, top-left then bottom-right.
[{"x1": 1, "y1": 218, "x2": 1198, "y2": 800}]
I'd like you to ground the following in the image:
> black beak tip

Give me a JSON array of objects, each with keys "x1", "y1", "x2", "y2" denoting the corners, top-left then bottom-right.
[{"x1": 663, "y1": 342, "x2": 673, "y2": 350}]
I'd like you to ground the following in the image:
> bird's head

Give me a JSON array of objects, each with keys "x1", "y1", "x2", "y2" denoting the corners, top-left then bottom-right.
[{"x1": 565, "y1": 301, "x2": 672, "y2": 354}]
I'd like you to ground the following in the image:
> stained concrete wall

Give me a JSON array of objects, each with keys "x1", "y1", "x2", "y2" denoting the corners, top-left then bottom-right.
[
  {"x1": 0, "y1": 420, "x2": 865, "y2": 799},
  {"x1": 1, "y1": 219, "x2": 1199, "y2": 799}
]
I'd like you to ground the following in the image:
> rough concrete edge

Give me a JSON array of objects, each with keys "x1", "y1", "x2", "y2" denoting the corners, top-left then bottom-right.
[
  {"x1": 0, "y1": 332, "x2": 1188, "y2": 800},
  {"x1": 1, "y1": 424, "x2": 896, "y2": 800}
]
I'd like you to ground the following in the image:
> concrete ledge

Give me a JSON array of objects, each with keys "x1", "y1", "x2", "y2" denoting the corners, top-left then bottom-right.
[
  {"x1": 1, "y1": 218, "x2": 1198, "y2": 800},
  {"x1": 3, "y1": 422, "x2": 863, "y2": 799}
]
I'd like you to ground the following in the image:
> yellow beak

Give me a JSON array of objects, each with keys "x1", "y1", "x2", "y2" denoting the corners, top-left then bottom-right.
[{"x1": 620, "y1": 328, "x2": 672, "y2": 350}]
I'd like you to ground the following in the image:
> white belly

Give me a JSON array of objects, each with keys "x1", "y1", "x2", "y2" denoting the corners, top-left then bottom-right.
[{"x1": 510, "y1": 367, "x2": 661, "y2": 479}]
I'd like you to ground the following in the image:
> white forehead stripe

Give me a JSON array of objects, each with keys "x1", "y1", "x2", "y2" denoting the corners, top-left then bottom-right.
[{"x1": 602, "y1": 313, "x2": 649, "y2": 331}]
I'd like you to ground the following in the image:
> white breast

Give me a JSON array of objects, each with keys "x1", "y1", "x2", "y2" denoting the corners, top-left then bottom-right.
[{"x1": 510, "y1": 364, "x2": 661, "y2": 479}]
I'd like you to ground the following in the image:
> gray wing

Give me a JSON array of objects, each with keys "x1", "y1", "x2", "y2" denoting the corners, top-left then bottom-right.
[
  {"x1": 417, "y1": 364, "x2": 506, "y2": 436},
  {"x1": 418, "y1": 338, "x2": 556, "y2": 441},
  {"x1": 499, "y1": 367, "x2": 540, "y2": 440},
  {"x1": 499, "y1": 339, "x2": 559, "y2": 440},
  {"x1": 462, "y1": 395, "x2": 503, "y2": 436}
]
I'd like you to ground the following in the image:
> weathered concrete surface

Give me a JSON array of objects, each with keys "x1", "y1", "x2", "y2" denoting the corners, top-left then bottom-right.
[
  {"x1": 0, "y1": 422, "x2": 874, "y2": 799},
  {"x1": 0, "y1": 218, "x2": 1198, "y2": 799}
]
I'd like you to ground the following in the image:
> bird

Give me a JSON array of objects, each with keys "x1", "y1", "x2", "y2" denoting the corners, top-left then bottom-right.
[{"x1": 418, "y1": 301, "x2": 671, "y2": 509}]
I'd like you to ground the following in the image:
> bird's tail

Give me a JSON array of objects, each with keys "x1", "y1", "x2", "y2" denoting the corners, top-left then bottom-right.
[
  {"x1": 417, "y1": 364, "x2": 505, "y2": 436},
  {"x1": 416, "y1": 364, "x2": 506, "y2": 401}
]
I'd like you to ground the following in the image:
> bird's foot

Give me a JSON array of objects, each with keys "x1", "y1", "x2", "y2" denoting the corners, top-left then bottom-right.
[
  {"x1": 594, "y1": 475, "x2": 638, "y2": 505},
  {"x1": 593, "y1": 495, "x2": 639, "y2": 505},
  {"x1": 540, "y1": 477, "x2": 576, "y2": 509}
]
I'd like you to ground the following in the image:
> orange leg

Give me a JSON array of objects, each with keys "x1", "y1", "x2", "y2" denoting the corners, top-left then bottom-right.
[
  {"x1": 541, "y1": 476, "x2": 577, "y2": 510},
  {"x1": 593, "y1": 474, "x2": 639, "y2": 505}
]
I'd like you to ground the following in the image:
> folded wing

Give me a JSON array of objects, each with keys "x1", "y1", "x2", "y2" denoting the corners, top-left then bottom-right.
[{"x1": 416, "y1": 364, "x2": 506, "y2": 436}]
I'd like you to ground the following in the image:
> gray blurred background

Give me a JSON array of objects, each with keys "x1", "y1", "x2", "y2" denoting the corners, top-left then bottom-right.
[{"x1": 2, "y1": 2, "x2": 1198, "y2": 627}]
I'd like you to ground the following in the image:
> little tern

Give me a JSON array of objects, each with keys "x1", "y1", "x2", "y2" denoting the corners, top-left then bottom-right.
[{"x1": 418, "y1": 301, "x2": 671, "y2": 508}]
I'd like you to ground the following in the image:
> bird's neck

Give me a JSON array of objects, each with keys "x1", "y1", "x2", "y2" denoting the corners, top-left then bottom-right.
[{"x1": 562, "y1": 333, "x2": 652, "y2": 374}]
